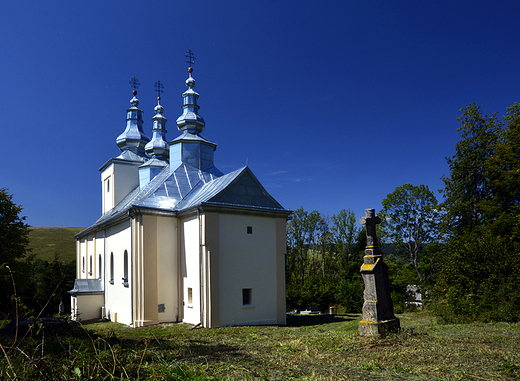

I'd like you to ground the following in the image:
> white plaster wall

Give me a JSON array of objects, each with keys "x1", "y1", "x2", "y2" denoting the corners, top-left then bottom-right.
[
  {"x1": 101, "y1": 165, "x2": 114, "y2": 214},
  {"x1": 181, "y1": 216, "x2": 201, "y2": 325},
  {"x1": 95, "y1": 230, "x2": 105, "y2": 282},
  {"x1": 157, "y1": 216, "x2": 179, "y2": 323},
  {"x1": 101, "y1": 162, "x2": 140, "y2": 214},
  {"x1": 79, "y1": 238, "x2": 87, "y2": 278},
  {"x1": 218, "y1": 214, "x2": 277, "y2": 326},
  {"x1": 104, "y1": 220, "x2": 133, "y2": 325},
  {"x1": 73, "y1": 294, "x2": 104, "y2": 321},
  {"x1": 86, "y1": 235, "x2": 95, "y2": 279},
  {"x1": 113, "y1": 164, "x2": 139, "y2": 208}
]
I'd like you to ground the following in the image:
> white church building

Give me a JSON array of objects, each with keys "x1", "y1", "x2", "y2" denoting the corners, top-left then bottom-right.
[{"x1": 69, "y1": 63, "x2": 290, "y2": 328}]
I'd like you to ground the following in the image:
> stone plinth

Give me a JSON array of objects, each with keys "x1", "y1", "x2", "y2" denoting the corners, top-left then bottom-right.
[{"x1": 359, "y1": 209, "x2": 400, "y2": 336}]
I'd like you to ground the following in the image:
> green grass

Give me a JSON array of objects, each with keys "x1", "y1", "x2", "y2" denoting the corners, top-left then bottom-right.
[
  {"x1": 27, "y1": 227, "x2": 83, "y2": 263},
  {"x1": 1, "y1": 311, "x2": 519, "y2": 380}
]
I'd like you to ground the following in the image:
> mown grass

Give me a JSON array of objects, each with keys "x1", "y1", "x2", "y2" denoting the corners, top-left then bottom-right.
[
  {"x1": 27, "y1": 227, "x2": 83, "y2": 263},
  {"x1": 1, "y1": 310, "x2": 519, "y2": 380}
]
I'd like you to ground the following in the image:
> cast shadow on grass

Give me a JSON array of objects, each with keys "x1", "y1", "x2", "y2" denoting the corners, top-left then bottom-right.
[{"x1": 286, "y1": 313, "x2": 359, "y2": 327}]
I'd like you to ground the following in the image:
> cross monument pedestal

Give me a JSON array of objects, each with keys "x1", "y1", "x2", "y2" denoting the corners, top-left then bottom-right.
[{"x1": 359, "y1": 208, "x2": 400, "y2": 336}]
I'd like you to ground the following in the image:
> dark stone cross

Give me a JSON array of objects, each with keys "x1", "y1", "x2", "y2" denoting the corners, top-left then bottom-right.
[
  {"x1": 360, "y1": 209, "x2": 381, "y2": 250},
  {"x1": 359, "y1": 208, "x2": 400, "y2": 336}
]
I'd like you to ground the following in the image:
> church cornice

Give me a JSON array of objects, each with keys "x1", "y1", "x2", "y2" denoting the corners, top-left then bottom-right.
[{"x1": 177, "y1": 203, "x2": 292, "y2": 220}]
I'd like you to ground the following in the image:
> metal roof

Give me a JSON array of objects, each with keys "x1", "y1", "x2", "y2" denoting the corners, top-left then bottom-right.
[{"x1": 69, "y1": 279, "x2": 104, "y2": 295}]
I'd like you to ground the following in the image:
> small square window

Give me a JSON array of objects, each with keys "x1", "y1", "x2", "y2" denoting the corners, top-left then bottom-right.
[
  {"x1": 247, "y1": 226, "x2": 253, "y2": 234},
  {"x1": 242, "y1": 288, "x2": 252, "y2": 306},
  {"x1": 158, "y1": 304, "x2": 165, "y2": 313}
]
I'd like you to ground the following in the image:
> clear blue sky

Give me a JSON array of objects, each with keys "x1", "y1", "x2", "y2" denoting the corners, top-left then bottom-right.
[{"x1": 2, "y1": 0, "x2": 519, "y2": 227}]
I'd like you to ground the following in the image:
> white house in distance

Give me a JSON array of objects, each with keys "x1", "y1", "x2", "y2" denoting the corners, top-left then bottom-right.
[{"x1": 69, "y1": 62, "x2": 290, "y2": 328}]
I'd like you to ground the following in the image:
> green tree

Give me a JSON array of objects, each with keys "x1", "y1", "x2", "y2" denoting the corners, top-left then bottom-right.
[
  {"x1": 441, "y1": 103, "x2": 504, "y2": 236},
  {"x1": 0, "y1": 188, "x2": 32, "y2": 316},
  {"x1": 434, "y1": 102, "x2": 520, "y2": 322},
  {"x1": 434, "y1": 230, "x2": 520, "y2": 323},
  {"x1": 331, "y1": 209, "x2": 358, "y2": 263},
  {"x1": 33, "y1": 255, "x2": 75, "y2": 316},
  {"x1": 287, "y1": 207, "x2": 309, "y2": 286},
  {"x1": 380, "y1": 184, "x2": 440, "y2": 284},
  {"x1": 483, "y1": 103, "x2": 520, "y2": 240}
]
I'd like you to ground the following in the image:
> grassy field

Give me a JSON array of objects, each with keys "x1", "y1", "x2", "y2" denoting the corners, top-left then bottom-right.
[
  {"x1": 1, "y1": 311, "x2": 519, "y2": 380},
  {"x1": 27, "y1": 227, "x2": 83, "y2": 263}
]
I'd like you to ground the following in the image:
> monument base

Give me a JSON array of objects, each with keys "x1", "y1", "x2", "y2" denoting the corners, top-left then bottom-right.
[{"x1": 359, "y1": 318, "x2": 400, "y2": 336}]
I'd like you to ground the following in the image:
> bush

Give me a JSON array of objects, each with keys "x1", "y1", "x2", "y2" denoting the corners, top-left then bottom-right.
[{"x1": 432, "y1": 230, "x2": 520, "y2": 323}]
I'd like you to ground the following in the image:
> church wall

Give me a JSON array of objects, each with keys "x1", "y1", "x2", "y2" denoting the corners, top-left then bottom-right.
[
  {"x1": 78, "y1": 238, "x2": 86, "y2": 277},
  {"x1": 104, "y1": 220, "x2": 133, "y2": 325},
  {"x1": 202, "y1": 212, "x2": 220, "y2": 328},
  {"x1": 180, "y1": 216, "x2": 201, "y2": 325},
  {"x1": 217, "y1": 214, "x2": 278, "y2": 326},
  {"x1": 275, "y1": 217, "x2": 287, "y2": 325},
  {"x1": 101, "y1": 165, "x2": 114, "y2": 213},
  {"x1": 156, "y1": 216, "x2": 179, "y2": 323},
  {"x1": 72, "y1": 294, "x2": 104, "y2": 321},
  {"x1": 134, "y1": 215, "x2": 159, "y2": 326},
  {"x1": 95, "y1": 230, "x2": 105, "y2": 282},
  {"x1": 86, "y1": 235, "x2": 95, "y2": 278},
  {"x1": 101, "y1": 162, "x2": 140, "y2": 214}
]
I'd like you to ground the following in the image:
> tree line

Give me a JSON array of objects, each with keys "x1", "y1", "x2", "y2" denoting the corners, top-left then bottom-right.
[
  {"x1": 286, "y1": 102, "x2": 520, "y2": 321},
  {"x1": 0, "y1": 188, "x2": 75, "y2": 319},
  {"x1": 1, "y1": 101, "x2": 519, "y2": 322}
]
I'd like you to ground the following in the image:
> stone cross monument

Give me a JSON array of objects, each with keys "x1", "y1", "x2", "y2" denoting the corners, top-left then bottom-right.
[{"x1": 359, "y1": 208, "x2": 400, "y2": 336}]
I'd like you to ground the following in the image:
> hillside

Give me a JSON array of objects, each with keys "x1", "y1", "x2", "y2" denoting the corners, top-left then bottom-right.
[{"x1": 27, "y1": 227, "x2": 83, "y2": 263}]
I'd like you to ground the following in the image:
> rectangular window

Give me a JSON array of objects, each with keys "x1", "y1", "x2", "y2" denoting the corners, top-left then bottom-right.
[
  {"x1": 242, "y1": 288, "x2": 252, "y2": 306},
  {"x1": 188, "y1": 288, "x2": 193, "y2": 305},
  {"x1": 247, "y1": 226, "x2": 253, "y2": 234}
]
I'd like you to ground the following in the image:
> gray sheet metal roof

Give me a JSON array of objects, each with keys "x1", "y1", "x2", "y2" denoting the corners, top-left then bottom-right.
[
  {"x1": 137, "y1": 163, "x2": 222, "y2": 211},
  {"x1": 176, "y1": 166, "x2": 286, "y2": 212},
  {"x1": 69, "y1": 279, "x2": 104, "y2": 295},
  {"x1": 77, "y1": 162, "x2": 223, "y2": 237}
]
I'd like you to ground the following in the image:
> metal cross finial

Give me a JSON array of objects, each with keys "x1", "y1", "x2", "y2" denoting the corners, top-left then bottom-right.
[
  {"x1": 154, "y1": 80, "x2": 164, "y2": 99},
  {"x1": 185, "y1": 49, "x2": 196, "y2": 68},
  {"x1": 129, "y1": 76, "x2": 140, "y2": 91}
]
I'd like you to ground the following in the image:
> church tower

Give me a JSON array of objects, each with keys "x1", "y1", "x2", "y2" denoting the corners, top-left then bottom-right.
[
  {"x1": 138, "y1": 81, "x2": 169, "y2": 189},
  {"x1": 169, "y1": 61, "x2": 217, "y2": 172},
  {"x1": 100, "y1": 78, "x2": 151, "y2": 214}
]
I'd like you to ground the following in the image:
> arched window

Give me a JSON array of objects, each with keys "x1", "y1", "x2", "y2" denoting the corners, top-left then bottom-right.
[
  {"x1": 122, "y1": 250, "x2": 129, "y2": 287},
  {"x1": 98, "y1": 254, "x2": 102, "y2": 279},
  {"x1": 109, "y1": 252, "x2": 114, "y2": 284}
]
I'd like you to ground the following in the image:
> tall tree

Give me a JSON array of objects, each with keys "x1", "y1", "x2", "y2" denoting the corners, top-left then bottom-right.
[
  {"x1": 380, "y1": 184, "x2": 440, "y2": 283},
  {"x1": 0, "y1": 188, "x2": 32, "y2": 315},
  {"x1": 331, "y1": 209, "x2": 358, "y2": 263},
  {"x1": 441, "y1": 103, "x2": 504, "y2": 235},
  {"x1": 483, "y1": 103, "x2": 520, "y2": 240},
  {"x1": 287, "y1": 207, "x2": 309, "y2": 285},
  {"x1": 434, "y1": 102, "x2": 520, "y2": 322}
]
